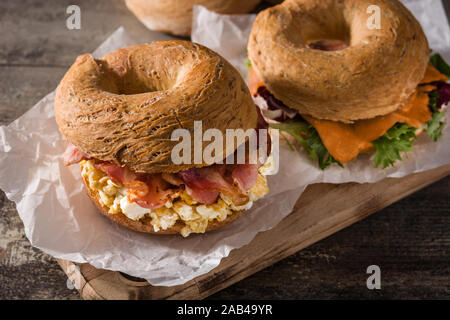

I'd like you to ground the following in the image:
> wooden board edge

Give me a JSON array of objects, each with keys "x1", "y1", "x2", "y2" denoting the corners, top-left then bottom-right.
[{"x1": 56, "y1": 259, "x2": 105, "y2": 299}]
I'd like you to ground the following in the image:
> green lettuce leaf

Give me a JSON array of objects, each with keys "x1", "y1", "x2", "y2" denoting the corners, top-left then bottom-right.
[
  {"x1": 372, "y1": 123, "x2": 417, "y2": 169},
  {"x1": 306, "y1": 129, "x2": 344, "y2": 169},
  {"x1": 270, "y1": 120, "x2": 342, "y2": 169},
  {"x1": 245, "y1": 57, "x2": 251, "y2": 70},
  {"x1": 426, "y1": 111, "x2": 446, "y2": 142},
  {"x1": 425, "y1": 90, "x2": 446, "y2": 141}
]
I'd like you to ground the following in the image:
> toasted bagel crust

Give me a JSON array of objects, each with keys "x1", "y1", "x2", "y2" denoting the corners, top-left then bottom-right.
[
  {"x1": 81, "y1": 169, "x2": 245, "y2": 235},
  {"x1": 125, "y1": 0, "x2": 261, "y2": 37},
  {"x1": 55, "y1": 41, "x2": 257, "y2": 174},
  {"x1": 248, "y1": 0, "x2": 430, "y2": 122}
]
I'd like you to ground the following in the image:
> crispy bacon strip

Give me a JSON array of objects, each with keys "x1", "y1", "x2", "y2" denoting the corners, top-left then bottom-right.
[
  {"x1": 95, "y1": 162, "x2": 179, "y2": 209},
  {"x1": 64, "y1": 143, "x2": 91, "y2": 166},
  {"x1": 65, "y1": 131, "x2": 270, "y2": 208},
  {"x1": 178, "y1": 165, "x2": 251, "y2": 206},
  {"x1": 95, "y1": 162, "x2": 137, "y2": 185},
  {"x1": 132, "y1": 175, "x2": 180, "y2": 209},
  {"x1": 161, "y1": 173, "x2": 184, "y2": 186},
  {"x1": 95, "y1": 162, "x2": 149, "y2": 199},
  {"x1": 185, "y1": 186, "x2": 220, "y2": 205},
  {"x1": 231, "y1": 164, "x2": 258, "y2": 192}
]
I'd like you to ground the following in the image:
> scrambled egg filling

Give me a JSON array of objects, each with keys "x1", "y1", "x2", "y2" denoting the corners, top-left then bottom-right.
[{"x1": 81, "y1": 156, "x2": 274, "y2": 237}]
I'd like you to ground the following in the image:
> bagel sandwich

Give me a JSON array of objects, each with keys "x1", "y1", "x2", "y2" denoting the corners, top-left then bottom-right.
[
  {"x1": 125, "y1": 0, "x2": 262, "y2": 37},
  {"x1": 248, "y1": 0, "x2": 450, "y2": 169},
  {"x1": 55, "y1": 41, "x2": 275, "y2": 237}
]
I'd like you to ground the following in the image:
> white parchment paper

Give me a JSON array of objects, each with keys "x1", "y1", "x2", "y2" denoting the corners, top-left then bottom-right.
[{"x1": 0, "y1": 0, "x2": 449, "y2": 286}]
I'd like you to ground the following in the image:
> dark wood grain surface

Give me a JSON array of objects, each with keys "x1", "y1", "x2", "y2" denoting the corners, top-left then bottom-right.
[{"x1": 0, "y1": 0, "x2": 449, "y2": 300}]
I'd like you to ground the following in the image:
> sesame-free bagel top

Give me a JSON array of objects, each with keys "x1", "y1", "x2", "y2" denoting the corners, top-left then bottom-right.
[
  {"x1": 55, "y1": 41, "x2": 257, "y2": 174},
  {"x1": 248, "y1": 0, "x2": 430, "y2": 122}
]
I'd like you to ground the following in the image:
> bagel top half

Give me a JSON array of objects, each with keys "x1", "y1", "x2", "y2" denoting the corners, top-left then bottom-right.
[
  {"x1": 55, "y1": 41, "x2": 257, "y2": 174},
  {"x1": 248, "y1": 0, "x2": 430, "y2": 122}
]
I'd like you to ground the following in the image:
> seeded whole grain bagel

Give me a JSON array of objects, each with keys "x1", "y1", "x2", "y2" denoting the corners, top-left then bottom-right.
[
  {"x1": 125, "y1": 0, "x2": 262, "y2": 37},
  {"x1": 248, "y1": 0, "x2": 430, "y2": 122},
  {"x1": 55, "y1": 41, "x2": 257, "y2": 174}
]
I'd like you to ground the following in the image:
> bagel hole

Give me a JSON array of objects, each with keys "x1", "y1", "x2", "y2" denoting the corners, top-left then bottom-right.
[
  {"x1": 307, "y1": 39, "x2": 349, "y2": 51},
  {"x1": 117, "y1": 81, "x2": 163, "y2": 95},
  {"x1": 102, "y1": 65, "x2": 168, "y2": 95},
  {"x1": 285, "y1": 4, "x2": 351, "y2": 52}
]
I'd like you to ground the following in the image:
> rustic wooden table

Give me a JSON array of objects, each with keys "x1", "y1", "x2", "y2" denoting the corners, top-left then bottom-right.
[{"x1": 0, "y1": 0, "x2": 449, "y2": 300}]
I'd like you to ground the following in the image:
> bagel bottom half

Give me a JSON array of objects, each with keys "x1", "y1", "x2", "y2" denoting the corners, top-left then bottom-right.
[{"x1": 80, "y1": 159, "x2": 271, "y2": 237}]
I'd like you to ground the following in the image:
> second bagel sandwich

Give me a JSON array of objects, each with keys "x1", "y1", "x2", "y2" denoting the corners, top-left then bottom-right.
[
  {"x1": 55, "y1": 41, "x2": 275, "y2": 237},
  {"x1": 248, "y1": 0, "x2": 450, "y2": 169}
]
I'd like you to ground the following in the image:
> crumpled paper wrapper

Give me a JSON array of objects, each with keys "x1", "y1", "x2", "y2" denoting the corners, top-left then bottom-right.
[{"x1": 0, "y1": 0, "x2": 449, "y2": 287}]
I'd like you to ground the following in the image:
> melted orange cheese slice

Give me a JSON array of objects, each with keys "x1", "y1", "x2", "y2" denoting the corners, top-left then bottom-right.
[
  {"x1": 249, "y1": 66, "x2": 265, "y2": 96},
  {"x1": 303, "y1": 86, "x2": 432, "y2": 163},
  {"x1": 249, "y1": 64, "x2": 447, "y2": 164},
  {"x1": 421, "y1": 64, "x2": 448, "y2": 84}
]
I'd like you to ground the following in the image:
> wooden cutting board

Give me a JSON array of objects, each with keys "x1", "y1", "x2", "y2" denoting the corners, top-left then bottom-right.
[{"x1": 57, "y1": 164, "x2": 450, "y2": 300}]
